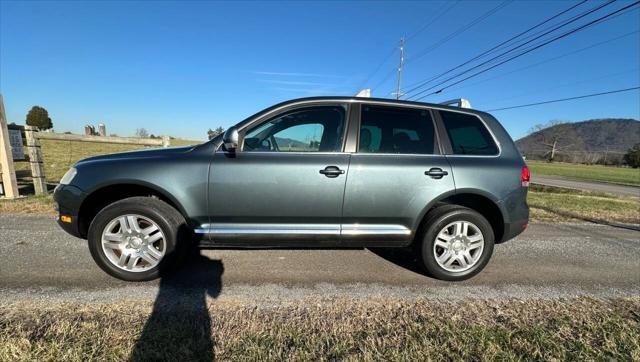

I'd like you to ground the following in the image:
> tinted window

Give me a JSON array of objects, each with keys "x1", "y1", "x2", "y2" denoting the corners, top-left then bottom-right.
[
  {"x1": 439, "y1": 111, "x2": 498, "y2": 155},
  {"x1": 359, "y1": 105, "x2": 437, "y2": 154},
  {"x1": 243, "y1": 106, "x2": 345, "y2": 152}
]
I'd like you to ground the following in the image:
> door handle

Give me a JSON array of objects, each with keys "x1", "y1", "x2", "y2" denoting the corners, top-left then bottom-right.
[
  {"x1": 320, "y1": 166, "x2": 345, "y2": 178},
  {"x1": 425, "y1": 167, "x2": 448, "y2": 179}
]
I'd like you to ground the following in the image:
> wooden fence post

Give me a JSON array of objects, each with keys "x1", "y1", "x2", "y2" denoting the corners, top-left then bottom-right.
[
  {"x1": 0, "y1": 94, "x2": 20, "y2": 198},
  {"x1": 162, "y1": 135, "x2": 170, "y2": 147},
  {"x1": 24, "y1": 126, "x2": 47, "y2": 195}
]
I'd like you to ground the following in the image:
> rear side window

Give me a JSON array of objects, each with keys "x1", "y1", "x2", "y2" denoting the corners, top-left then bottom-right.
[
  {"x1": 439, "y1": 111, "x2": 498, "y2": 155},
  {"x1": 359, "y1": 105, "x2": 437, "y2": 154}
]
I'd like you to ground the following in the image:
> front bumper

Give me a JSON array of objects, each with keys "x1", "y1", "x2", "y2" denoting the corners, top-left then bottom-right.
[{"x1": 54, "y1": 184, "x2": 85, "y2": 238}]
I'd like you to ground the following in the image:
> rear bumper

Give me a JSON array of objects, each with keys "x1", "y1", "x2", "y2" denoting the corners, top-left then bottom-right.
[
  {"x1": 497, "y1": 187, "x2": 529, "y2": 243},
  {"x1": 501, "y1": 219, "x2": 528, "y2": 243},
  {"x1": 54, "y1": 184, "x2": 85, "y2": 238}
]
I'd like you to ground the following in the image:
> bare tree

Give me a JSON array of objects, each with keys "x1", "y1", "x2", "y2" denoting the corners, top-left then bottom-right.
[
  {"x1": 207, "y1": 126, "x2": 225, "y2": 140},
  {"x1": 527, "y1": 120, "x2": 578, "y2": 162},
  {"x1": 135, "y1": 128, "x2": 149, "y2": 138}
]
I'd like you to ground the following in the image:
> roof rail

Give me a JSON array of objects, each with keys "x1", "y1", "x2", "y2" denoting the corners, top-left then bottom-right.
[{"x1": 439, "y1": 98, "x2": 472, "y2": 109}]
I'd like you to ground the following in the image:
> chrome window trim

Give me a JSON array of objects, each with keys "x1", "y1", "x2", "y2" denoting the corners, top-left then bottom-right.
[
  {"x1": 436, "y1": 108, "x2": 502, "y2": 158},
  {"x1": 356, "y1": 103, "x2": 442, "y2": 156},
  {"x1": 214, "y1": 151, "x2": 351, "y2": 156},
  {"x1": 238, "y1": 99, "x2": 358, "y2": 133},
  {"x1": 215, "y1": 97, "x2": 502, "y2": 157},
  {"x1": 355, "y1": 100, "x2": 501, "y2": 158},
  {"x1": 240, "y1": 102, "x2": 351, "y2": 153},
  {"x1": 349, "y1": 153, "x2": 447, "y2": 158}
]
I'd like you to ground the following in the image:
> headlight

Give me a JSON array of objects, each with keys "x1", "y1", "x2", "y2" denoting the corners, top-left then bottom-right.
[{"x1": 59, "y1": 167, "x2": 77, "y2": 185}]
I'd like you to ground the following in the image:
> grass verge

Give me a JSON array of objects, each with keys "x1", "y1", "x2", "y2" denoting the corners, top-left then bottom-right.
[
  {"x1": 1, "y1": 297, "x2": 638, "y2": 360},
  {"x1": 0, "y1": 193, "x2": 55, "y2": 215},
  {"x1": 528, "y1": 160, "x2": 640, "y2": 186},
  {"x1": 528, "y1": 184, "x2": 639, "y2": 224}
]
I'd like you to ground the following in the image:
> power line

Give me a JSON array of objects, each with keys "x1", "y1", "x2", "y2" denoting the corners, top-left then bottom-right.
[
  {"x1": 355, "y1": 46, "x2": 397, "y2": 92},
  {"x1": 402, "y1": 0, "x2": 587, "y2": 93},
  {"x1": 366, "y1": 1, "x2": 460, "y2": 94},
  {"x1": 412, "y1": 0, "x2": 639, "y2": 101},
  {"x1": 481, "y1": 67, "x2": 639, "y2": 104},
  {"x1": 440, "y1": 29, "x2": 639, "y2": 94},
  {"x1": 485, "y1": 87, "x2": 640, "y2": 112},
  {"x1": 364, "y1": 1, "x2": 459, "y2": 94},
  {"x1": 406, "y1": 0, "x2": 619, "y2": 99},
  {"x1": 407, "y1": 1, "x2": 460, "y2": 41},
  {"x1": 408, "y1": 0, "x2": 513, "y2": 63},
  {"x1": 371, "y1": 68, "x2": 397, "y2": 92}
]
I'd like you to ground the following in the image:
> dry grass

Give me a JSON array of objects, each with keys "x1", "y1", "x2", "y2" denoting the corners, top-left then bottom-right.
[
  {"x1": 0, "y1": 193, "x2": 55, "y2": 215},
  {"x1": 14, "y1": 138, "x2": 203, "y2": 183},
  {"x1": 0, "y1": 297, "x2": 638, "y2": 361},
  {"x1": 528, "y1": 184, "x2": 639, "y2": 224}
]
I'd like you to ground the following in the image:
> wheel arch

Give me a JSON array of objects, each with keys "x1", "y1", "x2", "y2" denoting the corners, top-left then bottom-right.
[
  {"x1": 416, "y1": 189, "x2": 506, "y2": 244},
  {"x1": 77, "y1": 181, "x2": 189, "y2": 239}
]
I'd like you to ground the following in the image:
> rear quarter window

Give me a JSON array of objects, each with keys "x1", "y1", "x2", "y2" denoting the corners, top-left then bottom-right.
[{"x1": 439, "y1": 110, "x2": 499, "y2": 156}]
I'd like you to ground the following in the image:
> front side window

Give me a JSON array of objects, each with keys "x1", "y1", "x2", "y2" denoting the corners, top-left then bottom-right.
[
  {"x1": 359, "y1": 105, "x2": 437, "y2": 154},
  {"x1": 439, "y1": 111, "x2": 498, "y2": 155},
  {"x1": 243, "y1": 106, "x2": 345, "y2": 152}
]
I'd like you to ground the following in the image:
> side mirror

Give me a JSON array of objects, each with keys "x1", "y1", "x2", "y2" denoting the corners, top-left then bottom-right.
[{"x1": 222, "y1": 127, "x2": 239, "y2": 151}]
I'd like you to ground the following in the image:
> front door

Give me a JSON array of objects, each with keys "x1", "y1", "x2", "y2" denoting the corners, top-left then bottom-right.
[
  {"x1": 207, "y1": 104, "x2": 350, "y2": 244},
  {"x1": 342, "y1": 104, "x2": 455, "y2": 245}
]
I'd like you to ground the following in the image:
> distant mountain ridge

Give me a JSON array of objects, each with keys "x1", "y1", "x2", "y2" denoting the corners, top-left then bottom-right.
[{"x1": 516, "y1": 118, "x2": 640, "y2": 154}]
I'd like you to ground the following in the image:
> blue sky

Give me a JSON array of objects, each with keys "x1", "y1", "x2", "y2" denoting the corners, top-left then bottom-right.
[{"x1": 1, "y1": 0, "x2": 638, "y2": 141}]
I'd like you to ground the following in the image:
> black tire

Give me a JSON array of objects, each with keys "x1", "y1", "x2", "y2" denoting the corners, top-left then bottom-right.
[
  {"x1": 418, "y1": 205, "x2": 494, "y2": 281},
  {"x1": 87, "y1": 196, "x2": 190, "y2": 281}
]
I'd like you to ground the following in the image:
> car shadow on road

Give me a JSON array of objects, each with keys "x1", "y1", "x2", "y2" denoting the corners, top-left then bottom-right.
[
  {"x1": 367, "y1": 247, "x2": 429, "y2": 276},
  {"x1": 129, "y1": 249, "x2": 224, "y2": 361}
]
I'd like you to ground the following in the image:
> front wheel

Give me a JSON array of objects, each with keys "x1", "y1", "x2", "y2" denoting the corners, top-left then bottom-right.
[
  {"x1": 87, "y1": 196, "x2": 187, "y2": 281},
  {"x1": 419, "y1": 205, "x2": 494, "y2": 281}
]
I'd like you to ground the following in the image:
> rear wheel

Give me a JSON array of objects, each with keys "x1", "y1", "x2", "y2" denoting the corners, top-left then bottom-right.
[
  {"x1": 87, "y1": 196, "x2": 188, "y2": 281},
  {"x1": 418, "y1": 205, "x2": 494, "y2": 281}
]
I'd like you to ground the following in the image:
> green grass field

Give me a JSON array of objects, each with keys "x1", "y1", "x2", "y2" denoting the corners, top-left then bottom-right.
[
  {"x1": 528, "y1": 160, "x2": 640, "y2": 186},
  {"x1": 528, "y1": 185, "x2": 639, "y2": 224},
  {"x1": 14, "y1": 138, "x2": 202, "y2": 183}
]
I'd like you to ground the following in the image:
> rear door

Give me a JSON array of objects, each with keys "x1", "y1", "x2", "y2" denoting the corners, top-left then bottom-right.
[{"x1": 341, "y1": 103, "x2": 455, "y2": 244}]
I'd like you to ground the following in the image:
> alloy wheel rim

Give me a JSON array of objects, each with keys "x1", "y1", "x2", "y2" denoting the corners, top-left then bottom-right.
[
  {"x1": 433, "y1": 221, "x2": 484, "y2": 272},
  {"x1": 101, "y1": 214, "x2": 166, "y2": 272}
]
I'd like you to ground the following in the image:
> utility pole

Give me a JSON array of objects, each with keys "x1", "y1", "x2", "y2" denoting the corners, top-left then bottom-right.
[{"x1": 395, "y1": 37, "x2": 405, "y2": 100}]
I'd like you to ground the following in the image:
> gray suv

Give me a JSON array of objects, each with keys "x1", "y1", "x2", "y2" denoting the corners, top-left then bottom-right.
[{"x1": 54, "y1": 97, "x2": 529, "y2": 282}]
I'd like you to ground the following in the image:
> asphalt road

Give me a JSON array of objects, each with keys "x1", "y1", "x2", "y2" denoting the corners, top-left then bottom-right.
[
  {"x1": 1, "y1": 214, "x2": 639, "y2": 304},
  {"x1": 531, "y1": 175, "x2": 639, "y2": 197}
]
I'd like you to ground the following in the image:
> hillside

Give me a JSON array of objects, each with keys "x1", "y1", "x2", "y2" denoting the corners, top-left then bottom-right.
[{"x1": 516, "y1": 119, "x2": 640, "y2": 161}]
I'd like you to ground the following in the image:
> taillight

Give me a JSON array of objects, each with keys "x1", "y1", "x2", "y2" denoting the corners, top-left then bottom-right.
[{"x1": 521, "y1": 165, "x2": 530, "y2": 187}]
